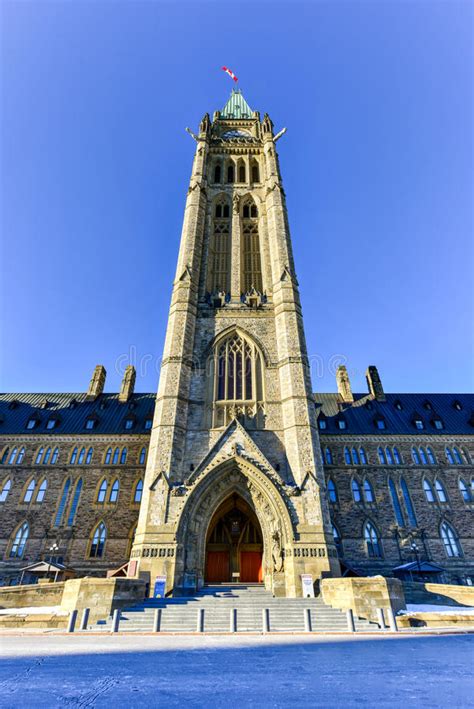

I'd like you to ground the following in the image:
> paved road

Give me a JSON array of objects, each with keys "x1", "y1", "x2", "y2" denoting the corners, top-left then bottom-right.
[{"x1": 0, "y1": 633, "x2": 473, "y2": 708}]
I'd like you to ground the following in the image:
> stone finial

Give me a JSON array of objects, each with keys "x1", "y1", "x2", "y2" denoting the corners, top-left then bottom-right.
[
  {"x1": 119, "y1": 365, "x2": 136, "y2": 403},
  {"x1": 366, "y1": 365, "x2": 386, "y2": 402},
  {"x1": 336, "y1": 365, "x2": 354, "y2": 403},
  {"x1": 86, "y1": 365, "x2": 106, "y2": 401}
]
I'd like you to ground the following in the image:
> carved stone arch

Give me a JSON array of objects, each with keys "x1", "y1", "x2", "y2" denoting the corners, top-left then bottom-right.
[{"x1": 203, "y1": 324, "x2": 270, "y2": 367}]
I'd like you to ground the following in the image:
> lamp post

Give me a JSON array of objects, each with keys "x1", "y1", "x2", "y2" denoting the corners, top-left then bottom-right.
[
  {"x1": 48, "y1": 542, "x2": 59, "y2": 582},
  {"x1": 411, "y1": 542, "x2": 421, "y2": 579}
]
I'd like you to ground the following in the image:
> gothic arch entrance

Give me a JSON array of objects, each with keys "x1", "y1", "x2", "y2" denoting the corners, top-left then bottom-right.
[{"x1": 205, "y1": 494, "x2": 263, "y2": 583}]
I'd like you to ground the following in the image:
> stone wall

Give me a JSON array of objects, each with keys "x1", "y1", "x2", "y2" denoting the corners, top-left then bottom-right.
[
  {"x1": 60, "y1": 576, "x2": 146, "y2": 623},
  {"x1": 0, "y1": 581, "x2": 65, "y2": 609},
  {"x1": 321, "y1": 576, "x2": 406, "y2": 622},
  {"x1": 404, "y1": 581, "x2": 474, "y2": 607}
]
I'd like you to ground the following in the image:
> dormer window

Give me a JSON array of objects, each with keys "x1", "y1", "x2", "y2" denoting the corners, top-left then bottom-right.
[
  {"x1": 337, "y1": 419, "x2": 347, "y2": 430},
  {"x1": 124, "y1": 418, "x2": 134, "y2": 430},
  {"x1": 26, "y1": 418, "x2": 38, "y2": 430},
  {"x1": 375, "y1": 418, "x2": 386, "y2": 430},
  {"x1": 85, "y1": 418, "x2": 97, "y2": 430},
  {"x1": 414, "y1": 418, "x2": 424, "y2": 430},
  {"x1": 46, "y1": 418, "x2": 59, "y2": 430},
  {"x1": 318, "y1": 418, "x2": 327, "y2": 430},
  {"x1": 144, "y1": 418, "x2": 152, "y2": 431},
  {"x1": 432, "y1": 418, "x2": 444, "y2": 430}
]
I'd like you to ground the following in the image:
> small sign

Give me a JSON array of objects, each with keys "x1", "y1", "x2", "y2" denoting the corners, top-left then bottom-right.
[
  {"x1": 153, "y1": 575, "x2": 167, "y2": 598},
  {"x1": 301, "y1": 574, "x2": 314, "y2": 598}
]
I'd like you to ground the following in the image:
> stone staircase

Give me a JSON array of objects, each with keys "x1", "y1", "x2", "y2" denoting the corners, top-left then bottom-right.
[{"x1": 93, "y1": 584, "x2": 380, "y2": 633}]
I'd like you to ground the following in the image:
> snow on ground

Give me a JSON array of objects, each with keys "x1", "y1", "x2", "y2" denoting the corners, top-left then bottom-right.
[
  {"x1": 0, "y1": 606, "x2": 67, "y2": 616},
  {"x1": 400, "y1": 604, "x2": 474, "y2": 615},
  {"x1": 0, "y1": 634, "x2": 473, "y2": 708}
]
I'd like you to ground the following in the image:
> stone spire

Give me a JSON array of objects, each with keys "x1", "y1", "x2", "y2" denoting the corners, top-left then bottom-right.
[
  {"x1": 366, "y1": 365, "x2": 386, "y2": 401},
  {"x1": 336, "y1": 365, "x2": 354, "y2": 403},
  {"x1": 119, "y1": 365, "x2": 136, "y2": 403},
  {"x1": 86, "y1": 365, "x2": 106, "y2": 401}
]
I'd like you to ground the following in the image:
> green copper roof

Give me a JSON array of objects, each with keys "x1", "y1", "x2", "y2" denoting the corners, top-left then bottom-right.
[{"x1": 221, "y1": 89, "x2": 254, "y2": 119}]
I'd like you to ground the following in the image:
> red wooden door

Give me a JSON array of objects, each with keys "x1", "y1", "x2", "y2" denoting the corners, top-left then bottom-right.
[
  {"x1": 206, "y1": 551, "x2": 230, "y2": 582},
  {"x1": 240, "y1": 552, "x2": 263, "y2": 582}
]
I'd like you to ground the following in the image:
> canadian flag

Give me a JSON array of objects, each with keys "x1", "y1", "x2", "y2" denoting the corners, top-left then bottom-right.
[{"x1": 222, "y1": 66, "x2": 238, "y2": 83}]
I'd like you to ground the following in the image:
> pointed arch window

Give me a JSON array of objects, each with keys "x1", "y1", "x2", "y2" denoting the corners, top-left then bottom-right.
[
  {"x1": 105, "y1": 448, "x2": 112, "y2": 464},
  {"x1": 327, "y1": 478, "x2": 338, "y2": 503},
  {"x1": 208, "y1": 197, "x2": 231, "y2": 293},
  {"x1": 43, "y1": 447, "x2": 51, "y2": 464},
  {"x1": 332, "y1": 523, "x2": 343, "y2": 557},
  {"x1": 89, "y1": 522, "x2": 106, "y2": 558},
  {"x1": 434, "y1": 478, "x2": 448, "y2": 503},
  {"x1": 120, "y1": 448, "x2": 127, "y2": 464},
  {"x1": 139, "y1": 447, "x2": 147, "y2": 465},
  {"x1": 412, "y1": 447, "x2": 420, "y2": 465},
  {"x1": 54, "y1": 479, "x2": 71, "y2": 526},
  {"x1": 251, "y1": 162, "x2": 260, "y2": 183},
  {"x1": 85, "y1": 447, "x2": 93, "y2": 465},
  {"x1": 351, "y1": 448, "x2": 360, "y2": 465},
  {"x1": 109, "y1": 478, "x2": 120, "y2": 503},
  {"x1": 378, "y1": 447, "x2": 387, "y2": 465},
  {"x1": 35, "y1": 447, "x2": 44, "y2": 465},
  {"x1": 462, "y1": 448, "x2": 471, "y2": 464},
  {"x1": 351, "y1": 479, "x2": 362, "y2": 502},
  {"x1": 363, "y1": 478, "x2": 374, "y2": 503},
  {"x1": 226, "y1": 162, "x2": 235, "y2": 183},
  {"x1": 385, "y1": 447, "x2": 394, "y2": 465},
  {"x1": 112, "y1": 448, "x2": 120, "y2": 465},
  {"x1": 423, "y1": 479, "x2": 435, "y2": 503},
  {"x1": 445, "y1": 447, "x2": 454, "y2": 464},
  {"x1": 440, "y1": 522, "x2": 462, "y2": 557},
  {"x1": 426, "y1": 447, "x2": 436, "y2": 465},
  {"x1": 134, "y1": 478, "x2": 144, "y2": 503},
  {"x1": 393, "y1": 447, "x2": 402, "y2": 465},
  {"x1": 36, "y1": 479, "x2": 48, "y2": 503},
  {"x1": 78, "y1": 447, "x2": 86, "y2": 465},
  {"x1": 8, "y1": 447, "x2": 18, "y2": 464},
  {"x1": 51, "y1": 447, "x2": 59, "y2": 464},
  {"x1": 364, "y1": 521, "x2": 382, "y2": 558},
  {"x1": 419, "y1": 448, "x2": 428, "y2": 465},
  {"x1": 344, "y1": 447, "x2": 352, "y2": 465},
  {"x1": 400, "y1": 478, "x2": 417, "y2": 526},
  {"x1": 389, "y1": 478, "x2": 405, "y2": 526},
  {"x1": 458, "y1": 479, "x2": 471, "y2": 502},
  {"x1": 67, "y1": 478, "x2": 83, "y2": 526},
  {"x1": 241, "y1": 198, "x2": 262, "y2": 293},
  {"x1": 359, "y1": 447, "x2": 368, "y2": 465},
  {"x1": 97, "y1": 479, "x2": 108, "y2": 503},
  {"x1": 0, "y1": 478, "x2": 11, "y2": 502},
  {"x1": 324, "y1": 447, "x2": 333, "y2": 465},
  {"x1": 23, "y1": 479, "x2": 36, "y2": 503},
  {"x1": 1, "y1": 447, "x2": 10, "y2": 464},
  {"x1": 70, "y1": 447, "x2": 78, "y2": 465},
  {"x1": 238, "y1": 162, "x2": 246, "y2": 183},
  {"x1": 453, "y1": 447, "x2": 463, "y2": 465},
  {"x1": 213, "y1": 163, "x2": 221, "y2": 183},
  {"x1": 9, "y1": 522, "x2": 29, "y2": 558}
]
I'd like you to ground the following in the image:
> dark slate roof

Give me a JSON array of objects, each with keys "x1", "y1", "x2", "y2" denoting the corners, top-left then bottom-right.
[
  {"x1": 314, "y1": 393, "x2": 474, "y2": 436},
  {"x1": 0, "y1": 393, "x2": 156, "y2": 435}
]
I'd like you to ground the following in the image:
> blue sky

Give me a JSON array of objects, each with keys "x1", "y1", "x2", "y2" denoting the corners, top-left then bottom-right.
[{"x1": 1, "y1": 0, "x2": 472, "y2": 394}]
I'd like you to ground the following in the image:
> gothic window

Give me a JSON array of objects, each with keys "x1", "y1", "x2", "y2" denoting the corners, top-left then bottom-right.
[
  {"x1": 251, "y1": 161, "x2": 260, "y2": 183},
  {"x1": 389, "y1": 478, "x2": 405, "y2": 526},
  {"x1": 112, "y1": 447, "x2": 120, "y2": 465},
  {"x1": 35, "y1": 448, "x2": 44, "y2": 465},
  {"x1": 43, "y1": 447, "x2": 52, "y2": 464},
  {"x1": 344, "y1": 447, "x2": 352, "y2": 465},
  {"x1": 208, "y1": 197, "x2": 231, "y2": 293},
  {"x1": 434, "y1": 478, "x2": 448, "y2": 503},
  {"x1": 54, "y1": 479, "x2": 71, "y2": 526},
  {"x1": 0, "y1": 478, "x2": 11, "y2": 502},
  {"x1": 120, "y1": 448, "x2": 127, "y2": 464},
  {"x1": 363, "y1": 478, "x2": 374, "y2": 503},
  {"x1": 86, "y1": 447, "x2": 93, "y2": 464},
  {"x1": 1, "y1": 448, "x2": 9, "y2": 464},
  {"x1": 462, "y1": 448, "x2": 471, "y2": 464},
  {"x1": 241, "y1": 199, "x2": 262, "y2": 293},
  {"x1": 324, "y1": 447, "x2": 333, "y2": 465},
  {"x1": 327, "y1": 478, "x2": 338, "y2": 503},
  {"x1": 426, "y1": 447, "x2": 436, "y2": 464},
  {"x1": 393, "y1": 447, "x2": 402, "y2": 465},
  {"x1": 412, "y1": 447, "x2": 420, "y2": 465},
  {"x1": 359, "y1": 447, "x2": 368, "y2": 464},
  {"x1": 8, "y1": 448, "x2": 18, "y2": 465},
  {"x1": 97, "y1": 479, "x2": 108, "y2": 503},
  {"x1": 440, "y1": 522, "x2": 462, "y2": 558},
  {"x1": 89, "y1": 522, "x2": 106, "y2": 558},
  {"x1": 70, "y1": 447, "x2": 78, "y2": 464},
  {"x1": 458, "y1": 479, "x2": 471, "y2": 502},
  {"x1": 9, "y1": 522, "x2": 29, "y2": 558},
  {"x1": 351, "y1": 448, "x2": 360, "y2": 465},
  {"x1": 23, "y1": 479, "x2": 36, "y2": 503},
  {"x1": 332, "y1": 523, "x2": 343, "y2": 557},
  {"x1": 211, "y1": 331, "x2": 264, "y2": 428},
  {"x1": 133, "y1": 478, "x2": 143, "y2": 503},
  {"x1": 214, "y1": 164, "x2": 221, "y2": 183},
  {"x1": 400, "y1": 478, "x2": 417, "y2": 526},
  {"x1": 78, "y1": 447, "x2": 86, "y2": 465},
  {"x1": 237, "y1": 160, "x2": 246, "y2": 183},
  {"x1": 351, "y1": 479, "x2": 361, "y2": 502},
  {"x1": 423, "y1": 479, "x2": 435, "y2": 503},
  {"x1": 385, "y1": 447, "x2": 394, "y2": 465},
  {"x1": 378, "y1": 447, "x2": 386, "y2": 465},
  {"x1": 51, "y1": 447, "x2": 59, "y2": 464},
  {"x1": 445, "y1": 447, "x2": 454, "y2": 464},
  {"x1": 36, "y1": 479, "x2": 48, "y2": 503},
  {"x1": 105, "y1": 448, "x2": 112, "y2": 464},
  {"x1": 453, "y1": 447, "x2": 463, "y2": 465},
  {"x1": 227, "y1": 162, "x2": 234, "y2": 183},
  {"x1": 109, "y1": 478, "x2": 120, "y2": 503},
  {"x1": 139, "y1": 447, "x2": 147, "y2": 465},
  {"x1": 364, "y1": 521, "x2": 382, "y2": 558},
  {"x1": 67, "y1": 478, "x2": 83, "y2": 526},
  {"x1": 419, "y1": 448, "x2": 428, "y2": 465}
]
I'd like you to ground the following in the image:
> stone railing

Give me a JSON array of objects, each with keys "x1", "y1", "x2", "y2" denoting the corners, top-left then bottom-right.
[{"x1": 321, "y1": 576, "x2": 406, "y2": 623}]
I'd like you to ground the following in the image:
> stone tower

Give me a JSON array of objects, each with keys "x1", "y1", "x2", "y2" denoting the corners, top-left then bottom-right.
[{"x1": 132, "y1": 89, "x2": 339, "y2": 596}]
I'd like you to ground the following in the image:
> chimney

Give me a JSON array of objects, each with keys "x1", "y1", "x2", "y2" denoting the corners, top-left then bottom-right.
[
  {"x1": 366, "y1": 365, "x2": 386, "y2": 402},
  {"x1": 119, "y1": 365, "x2": 136, "y2": 403},
  {"x1": 336, "y1": 365, "x2": 354, "y2": 403},
  {"x1": 86, "y1": 365, "x2": 106, "y2": 401}
]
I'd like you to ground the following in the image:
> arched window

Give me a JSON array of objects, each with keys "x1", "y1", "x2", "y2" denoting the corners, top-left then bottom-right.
[
  {"x1": 400, "y1": 478, "x2": 417, "y2": 526},
  {"x1": 109, "y1": 478, "x2": 120, "y2": 503},
  {"x1": 120, "y1": 448, "x2": 127, "y2": 464},
  {"x1": 238, "y1": 162, "x2": 246, "y2": 183},
  {"x1": 89, "y1": 522, "x2": 107, "y2": 558},
  {"x1": 1, "y1": 447, "x2": 10, "y2": 464},
  {"x1": 51, "y1": 447, "x2": 59, "y2": 464},
  {"x1": 23, "y1": 479, "x2": 36, "y2": 503},
  {"x1": 97, "y1": 479, "x2": 108, "y2": 503},
  {"x1": 43, "y1": 447, "x2": 52, "y2": 464},
  {"x1": 54, "y1": 479, "x2": 71, "y2": 526},
  {"x1": 419, "y1": 448, "x2": 428, "y2": 465},
  {"x1": 351, "y1": 479, "x2": 361, "y2": 502},
  {"x1": 462, "y1": 448, "x2": 471, "y2": 464},
  {"x1": 364, "y1": 521, "x2": 382, "y2": 558},
  {"x1": 16, "y1": 447, "x2": 25, "y2": 464},
  {"x1": 208, "y1": 197, "x2": 231, "y2": 293},
  {"x1": 35, "y1": 448, "x2": 44, "y2": 465},
  {"x1": 385, "y1": 447, "x2": 394, "y2": 465},
  {"x1": 241, "y1": 199, "x2": 262, "y2": 293},
  {"x1": 9, "y1": 522, "x2": 29, "y2": 558},
  {"x1": 85, "y1": 447, "x2": 93, "y2": 465},
  {"x1": 227, "y1": 162, "x2": 234, "y2": 183},
  {"x1": 324, "y1": 447, "x2": 333, "y2": 465},
  {"x1": 363, "y1": 478, "x2": 374, "y2": 503},
  {"x1": 134, "y1": 478, "x2": 144, "y2": 503},
  {"x1": 139, "y1": 447, "x2": 147, "y2": 465},
  {"x1": 435, "y1": 478, "x2": 448, "y2": 503},
  {"x1": 327, "y1": 478, "x2": 338, "y2": 503},
  {"x1": 112, "y1": 448, "x2": 120, "y2": 465},
  {"x1": 251, "y1": 162, "x2": 260, "y2": 182},
  {"x1": 440, "y1": 522, "x2": 462, "y2": 558},
  {"x1": 0, "y1": 478, "x2": 12, "y2": 502},
  {"x1": 359, "y1": 447, "x2": 368, "y2": 465},
  {"x1": 105, "y1": 448, "x2": 112, "y2": 464},
  {"x1": 389, "y1": 478, "x2": 405, "y2": 526},
  {"x1": 70, "y1": 447, "x2": 78, "y2": 464},
  {"x1": 458, "y1": 479, "x2": 471, "y2": 502},
  {"x1": 36, "y1": 479, "x2": 48, "y2": 503},
  {"x1": 212, "y1": 331, "x2": 264, "y2": 428},
  {"x1": 378, "y1": 447, "x2": 386, "y2": 465},
  {"x1": 332, "y1": 523, "x2": 343, "y2": 557},
  {"x1": 445, "y1": 447, "x2": 454, "y2": 464},
  {"x1": 423, "y1": 479, "x2": 435, "y2": 503},
  {"x1": 344, "y1": 447, "x2": 352, "y2": 465},
  {"x1": 453, "y1": 447, "x2": 463, "y2": 465},
  {"x1": 78, "y1": 447, "x2": 86, "y2": 465},
  {"x1": 412, "y1": 447, "x2": 420, "y2": 465},
  {"x1": 393, "y1": 447, "x2": 402, "y2": 465},
  {"x1": 67, "y1": 478, "x2": 83, "y2": 526},
  {"x1": 214, "y1": 163, "x2": 221, "y2": 183},
  {"x1": 8, "y1": 447, "x2": 18, "y2": 465},
  {"x1": 426, "y1": 447, "x2": 436, "y2": 465},
  {"x1": 351, "y1": 448, "x2": 360, "y2": 465}
]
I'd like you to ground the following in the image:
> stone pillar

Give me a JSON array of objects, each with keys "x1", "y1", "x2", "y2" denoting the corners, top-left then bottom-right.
[
  {"x1": 118, "y1": 365, "x2": 136, "y2": 403},
  {"x1": 86, "y1": 365, "x2": 106, "y2": 401},
  {"x1": 336, "y1": 365, "x2": 354, "y2": 403},
  {"x1": 366, "y1": 365, "x2": 385, "y2": 401}
]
